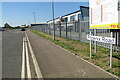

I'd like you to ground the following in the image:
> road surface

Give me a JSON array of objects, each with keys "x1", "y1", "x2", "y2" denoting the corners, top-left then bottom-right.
[
  {"x1": 26, "y1": 30, "x2": 117, "y2": 79},
  {"x1": 2, "y1": 29, "x2": 25, "y2": 78},
  {"x1": 1, "y1": 29, "x2": 119, "y2": 80}
]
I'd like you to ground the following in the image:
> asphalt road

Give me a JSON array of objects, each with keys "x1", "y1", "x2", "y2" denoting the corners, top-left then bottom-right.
[
  {"x1": 26, "y1": 30, "x2": 117, "y2": 79},
  {"x1": 2, "y1": 29, "x2": 25, "y2": 78},
  {"x1": 1, "y1": 29, "x2": 119, "y2": 80}
]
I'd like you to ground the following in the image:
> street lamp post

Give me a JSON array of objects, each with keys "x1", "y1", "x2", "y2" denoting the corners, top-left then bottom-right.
[
  {"x1": 52, "y1": 0, "x2": 55, "y2": 40},
  {"x1": 33, "y1": 12, "x2": 36, "y2": 26}
]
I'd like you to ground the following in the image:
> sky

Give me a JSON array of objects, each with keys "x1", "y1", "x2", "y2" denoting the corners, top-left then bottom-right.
[{"x1": 2, "y1": 2, "x2": 89, "y2": 27}]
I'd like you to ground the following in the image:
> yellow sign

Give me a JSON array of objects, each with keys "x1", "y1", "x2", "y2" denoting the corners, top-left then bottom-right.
[{"x1": 90, "y1": 23, "x2": 120, "y2": 29}]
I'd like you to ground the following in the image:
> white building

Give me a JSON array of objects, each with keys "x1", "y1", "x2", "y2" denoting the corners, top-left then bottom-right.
[
  {"x1": 47, "y1": 10, "x2": 82, "y2": 32},
  {"x1": 47, "y1": 6, "x2": 89, "y2": 32},
  {"x1": 47, "y1": 10, "x2": 81, "y2": 24}
]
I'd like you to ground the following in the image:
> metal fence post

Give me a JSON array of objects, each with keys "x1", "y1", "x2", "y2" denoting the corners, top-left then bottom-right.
[
  {"x1": 94, "y1": 29, "x2": 97, "y2": 53},
  {"x1": 115, "y1": 31, "x2": 118, "y2": 52},
  {"x1": 110, "y1": 31, "x2": 113, "y2": 68},
  {"x1": 119, "y1": 30, "x2": 120, "y2": 52},
  {"x1": 59, "y1": 22, "x2": 61, "y2": 37},
  {"x1": 66, "y1": 20, "x2": 68, "y2": 39},
  {"x1": 80, "y1": 20, "x2": 82, "y2": 42},
  {"x1": 48, "y1": 24, "x2": 50, "y2": 35},
  {"x1": 90, "y1": 31, "x2": 92, "y2": 58}
]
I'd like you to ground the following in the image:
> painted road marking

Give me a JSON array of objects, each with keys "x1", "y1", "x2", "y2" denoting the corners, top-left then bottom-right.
[
  {"x1": 25, "y1": 38, "x2": 32, "y2": 79},
  {"x1": 25, "y1": 32, "x2": 43, "y2": 79},
  {"x1": 21, "y1": 38, "x2": 25, "y2": 79}
]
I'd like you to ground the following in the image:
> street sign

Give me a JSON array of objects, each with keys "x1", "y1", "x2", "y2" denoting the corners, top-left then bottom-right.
[
  {"x1": 87, "y1": 31, "x2": 115, "y2": 68},
  {"x1": 87, "y1": 35, "x2": 116, "y2": 44},
  {"x1": 90, "y1": 0, "x2": 119, "y2": 29}
]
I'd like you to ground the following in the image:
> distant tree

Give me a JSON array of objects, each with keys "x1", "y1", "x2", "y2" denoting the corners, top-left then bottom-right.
[
  {"x1": 14, "y1": 26, "x2": 20, "y2": 29},
  {"x1": 4, "y1": 23, "x2": 12, "y2": 28},
  {"x1": 22, "y1": 24, "x2": 26, "y2": 27},
  {"x1": 17, "y1": 26, "x2": 20, "y2": 28}
]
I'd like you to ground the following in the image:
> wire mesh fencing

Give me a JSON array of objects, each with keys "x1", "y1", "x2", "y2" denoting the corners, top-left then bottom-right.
[{"x1": 30, "y1": 20, "x2": 120, "y2": 52}]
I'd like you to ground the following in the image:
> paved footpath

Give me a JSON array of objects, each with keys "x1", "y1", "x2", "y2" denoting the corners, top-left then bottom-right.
[{"x1": 26, "y1": 30, "x2": 117, "y2": 79}]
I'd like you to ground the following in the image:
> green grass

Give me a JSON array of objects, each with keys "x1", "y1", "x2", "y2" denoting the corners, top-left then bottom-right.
[
  {"x1": 113, "y1": 71, "x2": 120, "y2": 76},
  {"x1": 112, "y1": 62, "x2": 120, "y2": 67},
  {"x1": 28, "y1": 29, "x2": 120, "y2": 77},
  {"x1": 92, "y1": 54, "x2": 100, "y2": 60}
]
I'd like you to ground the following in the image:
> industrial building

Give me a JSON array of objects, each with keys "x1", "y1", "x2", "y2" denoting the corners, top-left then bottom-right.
[{"x1": 47, "y1": 6, "x2": 89, "y2": 32}]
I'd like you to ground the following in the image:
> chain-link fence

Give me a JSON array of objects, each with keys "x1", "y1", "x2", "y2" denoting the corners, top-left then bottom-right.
[{"x1": 30, "y1": 20, "x2": 120, "y2": 52}]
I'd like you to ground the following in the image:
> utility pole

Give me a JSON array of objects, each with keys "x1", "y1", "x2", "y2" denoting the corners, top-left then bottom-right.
[
  {"x1": 52, "y1": 0, "x2": 55, "y2": 40},
  {"x1": 33, "y1": 12, "x2": 36, "y2": 26}
]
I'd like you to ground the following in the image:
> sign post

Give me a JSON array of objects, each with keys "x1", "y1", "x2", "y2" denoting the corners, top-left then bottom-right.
[
  {"x1": 110, "y1": 32, "x2": 113, "y2": 68},
  {"x1": 87, "y1": 34, "x2": 115, "y2": 68}
]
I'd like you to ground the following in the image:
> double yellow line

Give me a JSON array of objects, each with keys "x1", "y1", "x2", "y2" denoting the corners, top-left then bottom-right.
[
  {"x1": 21, "y1": 37, "x2": 31, "y2": 79},
  {"x1": 21, "y1": 32, "x2": 43, "y2": 80}
]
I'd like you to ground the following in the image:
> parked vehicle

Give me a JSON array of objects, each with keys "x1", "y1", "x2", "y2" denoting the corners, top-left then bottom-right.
[{"x1": 21, "y1": 27, "x2": 26, "y2": 31}]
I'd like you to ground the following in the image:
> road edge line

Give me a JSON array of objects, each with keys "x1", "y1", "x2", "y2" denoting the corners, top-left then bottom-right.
[
  {"x1": 25, "y1": 38, "x2": 32, "y2": 79},
  {"x1": 25, "y1": 32, "x2": 43, "y2": 79}
]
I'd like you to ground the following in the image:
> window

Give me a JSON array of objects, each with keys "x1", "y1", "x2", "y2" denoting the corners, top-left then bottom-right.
[{"x1": 70, "y1": 15, "x2": 75, "y2": 22}]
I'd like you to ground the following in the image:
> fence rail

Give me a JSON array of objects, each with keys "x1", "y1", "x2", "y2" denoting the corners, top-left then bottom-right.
[{"x1": 30, "y1": 20, "x2": 120, "y2": 52}]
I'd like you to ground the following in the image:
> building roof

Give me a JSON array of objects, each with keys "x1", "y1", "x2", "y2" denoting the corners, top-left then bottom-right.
[
  {"x1": 61, "y1": 10, "x2": 80, "y2": 18},
  {"x1": 47, "y1": 10, "x2": 80, "y2": 22},
  {"x1": 31, "y1": 23, "x2": 47, "y2": 25},
  {"x1": 47, "y1": 6, "x2": 89, "y2": 23}
]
